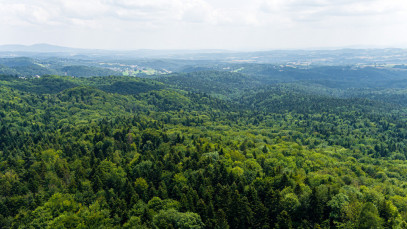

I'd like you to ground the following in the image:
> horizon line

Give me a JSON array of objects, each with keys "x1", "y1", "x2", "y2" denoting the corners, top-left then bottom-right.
[{"x1": 0, "y1": 43, "x2": 406, "y2": 53}]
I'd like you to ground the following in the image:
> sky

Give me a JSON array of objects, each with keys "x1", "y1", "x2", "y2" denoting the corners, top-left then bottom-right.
[{"x1": 1, "y1": 0, "x2": 407, "y2": 50}]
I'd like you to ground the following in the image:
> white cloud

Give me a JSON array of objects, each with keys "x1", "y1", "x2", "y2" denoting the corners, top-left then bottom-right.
[{"x1": 0, "y1": 0, "x2": 407, "y2": 49}]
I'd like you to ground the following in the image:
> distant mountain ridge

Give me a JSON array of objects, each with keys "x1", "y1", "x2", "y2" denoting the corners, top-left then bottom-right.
[
  {"x1": 0, "y1": 44, "x2": 89, "y2": 53},
  {"x1": 0, "y1": 44, "x2": 229, "y2": 56},
  {"x1": 1, "y1": 44, "x2": 407, "y2": 65}
]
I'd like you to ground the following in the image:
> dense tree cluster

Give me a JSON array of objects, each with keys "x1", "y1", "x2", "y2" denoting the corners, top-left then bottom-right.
[{"x1": 1, "y1": 73, "x2": 407, "y2": 228}]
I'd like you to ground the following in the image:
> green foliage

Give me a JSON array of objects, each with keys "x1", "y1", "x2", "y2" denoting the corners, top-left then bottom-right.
[
  {"x1": 2, "y1": 70, "x2": 407, "y2": 228},
  {"x1": 358, "y1": 203, "x2": 383, "y2": 229},
  {"x1": 152, "y1": 209, "x2": 204, "y2": 229},
  {"x1": 60, "y1": 65, "x2": 118, "y2": 77}
]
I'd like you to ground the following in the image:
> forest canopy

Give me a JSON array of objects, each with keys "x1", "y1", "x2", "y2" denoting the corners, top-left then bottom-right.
[{"x1": 1, "y1": 66, "x2": 407, "y2": 228}]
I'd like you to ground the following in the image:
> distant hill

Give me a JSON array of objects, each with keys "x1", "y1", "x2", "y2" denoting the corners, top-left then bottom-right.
[
  {"x1": 0, "y1": 57, "x2": 58, "y2": 76},
  {"x1": 60, "y1": 66, "x2": 119, "y2": 77},
  {"x1": 2, "y1": 44, "x2": 407, "y2": 65},
  {"x1": 0, "y1": 57, "x2": 121, "y2": 77},
  {"x1": 0, "y1": 44, "x2": 85, "y2": 53}
]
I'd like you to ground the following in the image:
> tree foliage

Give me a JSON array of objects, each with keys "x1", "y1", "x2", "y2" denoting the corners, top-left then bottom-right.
[{"x1": 1, "y1": 72, "x2": 407, "y2": 228}]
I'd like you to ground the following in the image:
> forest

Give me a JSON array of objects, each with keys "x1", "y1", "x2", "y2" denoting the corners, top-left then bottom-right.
[{"x1": 1, "y1": 64, "x2": 407, "y2": 228}]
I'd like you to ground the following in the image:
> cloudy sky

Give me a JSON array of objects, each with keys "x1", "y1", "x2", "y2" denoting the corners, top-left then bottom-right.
[{"x1": 1, "y1": 0, "x2": 407, "y2": 50}]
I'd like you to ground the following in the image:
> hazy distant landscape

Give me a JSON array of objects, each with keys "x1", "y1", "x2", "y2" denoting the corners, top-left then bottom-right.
[{"x1": 2, "y1": 44, "x2": 407, "y2": 79}]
